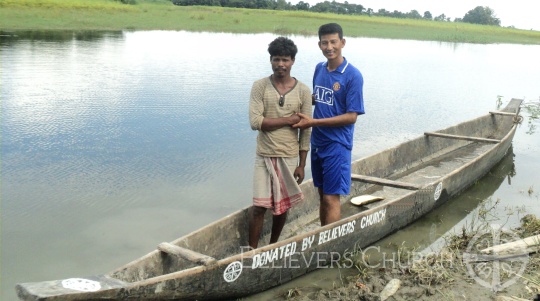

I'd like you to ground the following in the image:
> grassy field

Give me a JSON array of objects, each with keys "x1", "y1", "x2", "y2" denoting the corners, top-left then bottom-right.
[{"x1": 1, "y1": 0, "x2": 540, "y2": 44}]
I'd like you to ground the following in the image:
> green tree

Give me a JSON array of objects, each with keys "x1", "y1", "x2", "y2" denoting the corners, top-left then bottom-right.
[
  {"x1": 343, "y1": 2, "x2": 364, "y2": 15},
  {"x1": 407, "y1": 10, "x2": 422, "y2": 19},
  {"x1": 391, "y1": 10, "x2": 404, "y2": 18},
  {"x1": 377, "y1": 8, "x2": 389, "y2": 16},
  {"x1": 462, "y1": 6, "x2": 500, "y2": 26},
  {"x1": 255, "y1": 0, "x2": 273, "y2": 9},
  {"x1": 423, "y1": 11, "x2": 432, "y2": 20},
  {"x1": 295, "y1": 1, "x2": 310, "y2": 10},
  {"x1": 434, "y1": 13, "x2": 447, "y2": 21},
  {"x1": 310, "y1": 1, "x2": 330, "y2": 12}
]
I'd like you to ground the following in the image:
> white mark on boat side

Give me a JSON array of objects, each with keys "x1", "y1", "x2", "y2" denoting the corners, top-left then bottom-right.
[
  {"x1": 251, "y1": 241, "x2": 297, "y2": 269},
  {"x1": 246, "y1": 210, "x2": 386, "y2": 272},
  {"x1": 434, "y1": 182, "x2": 443, "y2": 201},
  {"x1": 223, "y1": 261, "x2": 242, "y2": 282},
  {"x1": 301, "y1": 234, "x2": 316, "y2": 251},
  {"x1": 61, "y1": 278, "x2": 101, "y2": 292},
  {"x1": 360, "y1": 208, "x2": 386, "y2": 229},
  {"x1": 155, "y1": 282, "x2": 164, "y2": 294},
  {"x1": 318, "y1": 220, "x2": 357, "y2": 245}
]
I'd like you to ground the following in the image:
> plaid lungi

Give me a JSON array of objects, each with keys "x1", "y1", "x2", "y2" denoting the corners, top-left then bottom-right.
[{"x1": 252, "y1": 156, "x2": 304, "y2": 215}]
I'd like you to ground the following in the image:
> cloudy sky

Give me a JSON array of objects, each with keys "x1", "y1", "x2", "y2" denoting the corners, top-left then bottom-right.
[{"x1": 294, "y1": 0, "x2": 540, "y2": 31}]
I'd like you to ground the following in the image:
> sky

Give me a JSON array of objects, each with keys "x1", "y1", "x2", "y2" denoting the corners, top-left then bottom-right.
[{"x1": 293, "y1": 0, "x2": 540, "y2": 31}]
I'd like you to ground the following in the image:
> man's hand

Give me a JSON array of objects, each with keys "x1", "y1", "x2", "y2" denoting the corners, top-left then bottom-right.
[
  {"x1": 287, "y1": 113, "x2": 301, "y2": 126},
  {"x1": 261, "y1": 113, "x2": 301, "y2": 131},
  {"x1": 294, "y1": 166, "x2": 304, "y2": 184},
  {"x1": 292, "y1": 113, "x2": 312, "y2": 129}
]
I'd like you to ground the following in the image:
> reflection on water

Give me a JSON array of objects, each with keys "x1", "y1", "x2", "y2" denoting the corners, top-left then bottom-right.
[
  {"x1": 2, "y1": 30, "x2": 540, "y2": 301},
  {"x1": 0, "y1": 30, "x2": 124, "y2": 45}
]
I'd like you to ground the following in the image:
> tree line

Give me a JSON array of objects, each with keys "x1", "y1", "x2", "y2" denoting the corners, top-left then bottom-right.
[{"x1": 170, "y1": 0, "x2": 501, "y2": 26}]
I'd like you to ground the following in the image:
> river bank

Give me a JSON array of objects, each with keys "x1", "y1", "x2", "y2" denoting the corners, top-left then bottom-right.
[
  {"x1": 282, "y1": 213, "x2": 540, "y2": 301},
  {"x1": 1, "y1": 0, "x2": 540, "y2": 44}
]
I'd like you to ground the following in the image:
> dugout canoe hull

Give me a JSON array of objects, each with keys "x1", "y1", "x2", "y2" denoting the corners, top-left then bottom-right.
[{"x1": 16, "y1": 99, "x2": 523, "y2": 301}]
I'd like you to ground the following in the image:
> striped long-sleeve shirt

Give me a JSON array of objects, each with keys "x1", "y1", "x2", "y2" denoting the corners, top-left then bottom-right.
[{"x1": 249, "y1": 76, "x2": 312, "y2": 157}]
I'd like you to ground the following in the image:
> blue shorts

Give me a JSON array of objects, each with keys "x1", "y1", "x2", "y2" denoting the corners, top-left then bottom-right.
[{"x1": 311, "y1": 143, "x2": 351, "y2": 195}]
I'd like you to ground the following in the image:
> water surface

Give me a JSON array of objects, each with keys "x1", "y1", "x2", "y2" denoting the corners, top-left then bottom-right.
[{"x1": 2, "y1": 30, "x2": 539, "y2": 300}]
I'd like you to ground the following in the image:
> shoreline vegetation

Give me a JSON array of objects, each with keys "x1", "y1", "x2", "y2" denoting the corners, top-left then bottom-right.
[
  {"x1": 283, "y1": 201, "x2": 540, "y2": 301},
  {"x1": 1, "y1": 0, "x2": 540, "y2": 44}
]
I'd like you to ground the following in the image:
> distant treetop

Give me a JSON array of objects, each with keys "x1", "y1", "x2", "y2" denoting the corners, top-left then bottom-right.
[{"x1": 170, "y1": 0, "x2": 501, "y2": 26}]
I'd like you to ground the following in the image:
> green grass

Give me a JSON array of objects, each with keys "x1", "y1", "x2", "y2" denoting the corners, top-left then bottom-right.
[
  {"x1": 1, "y1": 0, "x2": 540, "y2": 44},
  {"x1": 0, "y1": 0, "x2": 136, "y2": 10}
]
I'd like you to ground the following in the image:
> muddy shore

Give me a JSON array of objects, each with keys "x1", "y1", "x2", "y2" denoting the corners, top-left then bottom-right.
[{"x1": 281, "y1": 215, "x2": 540, "y2": 301}]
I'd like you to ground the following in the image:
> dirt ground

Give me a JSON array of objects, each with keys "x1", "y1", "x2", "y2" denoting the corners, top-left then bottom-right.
[
  {"x1": 284, "y1": 215, "x2": 540, "y2": 301},
  {"x1": 283, "y1": 252, "x2": 539, "y2": 301}
]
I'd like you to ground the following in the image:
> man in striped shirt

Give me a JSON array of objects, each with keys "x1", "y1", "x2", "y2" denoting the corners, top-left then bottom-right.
[{"x1": 248, "y1": 37, "x2": 312, "y2": 249}]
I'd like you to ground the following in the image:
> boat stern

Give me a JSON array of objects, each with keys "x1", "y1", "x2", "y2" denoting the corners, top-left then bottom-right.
[{"x1": 16, "y1": 275, "x2": 126, "y2": 301}]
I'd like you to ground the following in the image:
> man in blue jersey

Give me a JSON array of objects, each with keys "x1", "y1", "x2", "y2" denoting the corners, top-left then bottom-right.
[{"x1": 294, "y1": 23, "x2": 364, "y2": 226}]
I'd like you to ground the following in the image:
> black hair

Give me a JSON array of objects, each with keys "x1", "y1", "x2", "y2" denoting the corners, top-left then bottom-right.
[
  {"x1": 268, "y1": 37, "x2": 298, "y2": 60},
  {"x1": 318, "y1": 23, "x2": 343, "y2": 40}
]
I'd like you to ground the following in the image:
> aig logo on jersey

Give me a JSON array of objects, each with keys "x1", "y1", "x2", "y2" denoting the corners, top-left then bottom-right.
[{"x1": 314, "y1": 85, "x2": 334, "y2": 105}]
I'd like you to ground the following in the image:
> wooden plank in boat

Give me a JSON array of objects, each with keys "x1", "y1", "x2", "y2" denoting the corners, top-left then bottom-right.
[
  {"x1": 480, "y1": 234, "x2": 540, "y2": 256},
  {"x1": 424, "y1": 131, "x2": 501, "y2": 143},
  {"x1": 489, "y1": 111, "x2": 517, "y2": 116},
  {"x1": 157, "y1": 242, "x2": 217, "y2": 266},
  {"x1": 351, "y1": 174, "x2": 421, "y2": 190},
  {"x1": 350, "y1": 195, "x2": 384, "y2": 206}
]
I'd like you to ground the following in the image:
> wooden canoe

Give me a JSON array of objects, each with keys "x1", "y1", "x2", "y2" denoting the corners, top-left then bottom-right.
[{"x1": 16, "y1": 98, "x2": 523, "y2": 301}]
